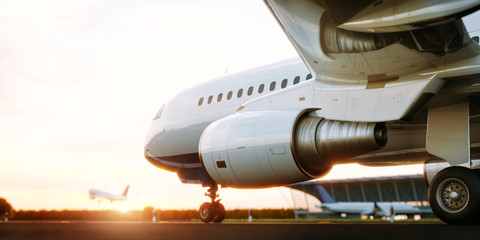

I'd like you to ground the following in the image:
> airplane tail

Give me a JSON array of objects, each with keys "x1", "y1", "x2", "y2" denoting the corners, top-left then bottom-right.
[
  {"x1": 315, "y1": 185, "x2": 336, "y2": 203},
  {"x1": 121, "y1": 185, "x2": 130, "y2": 197},
  {"x1": 372, "y1": 201, "x2": 386, "y2": 216}
]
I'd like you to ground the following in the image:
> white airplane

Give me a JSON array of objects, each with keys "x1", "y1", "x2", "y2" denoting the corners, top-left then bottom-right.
[
  {"x1": 89, "y1": 185, "x2": 129, "y2": 202},
  {"x1": 144, "y1": 0, "x2": 480, "y2": 224},
  {"x1": 315, "y1": 185, "x2": 422, "y2": 218}
]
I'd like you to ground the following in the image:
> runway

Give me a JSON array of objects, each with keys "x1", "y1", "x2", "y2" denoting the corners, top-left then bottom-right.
[{"x1": 1, "y1": 222, "x2": 479, "y2": 240}]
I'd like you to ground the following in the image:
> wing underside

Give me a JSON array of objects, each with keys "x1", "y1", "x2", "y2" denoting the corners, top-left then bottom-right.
[{"x1": 263, "y1": 0, "x2": 480, "y2": 122}]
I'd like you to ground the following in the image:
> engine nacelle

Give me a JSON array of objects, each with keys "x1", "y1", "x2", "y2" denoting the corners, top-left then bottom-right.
[{"x1": 199, "y1": 110, "x2": 387, "y2": 188}]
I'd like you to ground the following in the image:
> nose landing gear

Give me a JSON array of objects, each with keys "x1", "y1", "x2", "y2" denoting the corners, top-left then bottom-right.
[{"x1": 198, "y1": 181, "x2": 226, "y2": 223}]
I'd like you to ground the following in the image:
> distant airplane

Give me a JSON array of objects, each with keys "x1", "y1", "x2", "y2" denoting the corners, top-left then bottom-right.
[
  {"x1": 315, "y1": 185, "x2": 421, "y2": 218},
  {"x1": 89, "y1": 185, "x2": 129, "y2": 202},
  {"x1": 144, "y1": 0, "x2": 480, "y2": 224}
]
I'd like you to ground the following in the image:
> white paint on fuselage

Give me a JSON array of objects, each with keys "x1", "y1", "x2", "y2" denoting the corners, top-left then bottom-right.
[{"x1": 145, "y1": 58, "x2": 310, "y2": 158}]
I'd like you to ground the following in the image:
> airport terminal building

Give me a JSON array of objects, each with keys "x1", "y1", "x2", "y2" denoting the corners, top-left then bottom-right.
[{"x1": 288, "y1": 174, "x2": 435, "y2": 219}]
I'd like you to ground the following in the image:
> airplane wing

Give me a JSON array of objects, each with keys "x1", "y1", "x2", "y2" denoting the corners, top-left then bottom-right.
[{"x1": 264, "y1": 0, "x2": 480, "y2": 122}]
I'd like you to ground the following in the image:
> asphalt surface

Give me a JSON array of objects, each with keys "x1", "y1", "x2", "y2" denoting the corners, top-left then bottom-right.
[{"x1": 1, "y1": 221, "x2": 479, "y2": 240}]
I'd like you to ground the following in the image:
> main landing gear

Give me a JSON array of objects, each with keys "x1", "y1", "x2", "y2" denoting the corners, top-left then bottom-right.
[
  {"x1": 199, "y1": 181, "x2": 226, "y2": 223},
  {"x1": 428, "y1": 167, "x2": 480, "y2": 224}
]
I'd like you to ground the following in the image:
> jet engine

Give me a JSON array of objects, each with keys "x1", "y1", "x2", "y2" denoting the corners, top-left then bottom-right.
[{"x1": 199, "y1": 110, "x2": 388, "y2": 188}]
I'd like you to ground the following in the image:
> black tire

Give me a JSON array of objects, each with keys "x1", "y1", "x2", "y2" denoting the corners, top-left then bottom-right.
[
  {"x1": 199, "y1": 202, "x2": 215, "y2": 223},
  {"x1": 475, "y1": 169, "x2": 480, "y2": 219},
  {"x1": 428, "y1": 166, "x2": 480, "y2": 225},
  {"x1": 212, "y1": 202, "x2": 226, "y2": 223}
]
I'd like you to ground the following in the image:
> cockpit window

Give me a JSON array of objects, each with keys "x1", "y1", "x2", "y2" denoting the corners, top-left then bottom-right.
[{"x1": 153, "y1": 104, "x2": 165, "y2": 120}]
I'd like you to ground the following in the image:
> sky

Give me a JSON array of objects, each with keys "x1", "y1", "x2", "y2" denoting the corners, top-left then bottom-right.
[{"x1": 1, "y1": 0, "x2": 480, "y2": 211}]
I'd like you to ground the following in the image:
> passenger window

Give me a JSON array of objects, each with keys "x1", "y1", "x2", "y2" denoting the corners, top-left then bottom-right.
[
  {"x1": 198, "y1": 97, "x2": 204, "y2": 106},
  {"x1": 227, "y1": 91, "x2": 233, "y2": 100},
  {"x1": 208, "y1": 95, "x2": 213, "y2": 104},
  {"x1": 258, "y1": 84, "x2": 265, "y2": 93},
  {"x1": 237, "y1": 89, "x2": 243, "y2": 98},
  {"x1": 281, "y1": 79, "x2": 288, "y2": 88},
  {"x1": 306, "y1": 74, "x2": 312, "y2": 80},
  {"x1": 293, "y1": 76, "x2": 300, "y2": 85},
  {"x1": 217, "y1": 93, "x2": 223, "y2": 102},
  {"x1": 269, "y1": 81, "x2": 276, "y2": 91},
  {"x1": 248, "y1": 86, "x2": 254, "y2": 96}
]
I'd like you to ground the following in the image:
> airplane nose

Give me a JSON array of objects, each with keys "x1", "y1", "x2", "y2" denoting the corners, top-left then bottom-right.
[
  {"x1": 145, "y1": 103, "x2": 165, "y2": 152},
  {"x1": 144, "y1": 127, "x2": 166, "y2": 158}
]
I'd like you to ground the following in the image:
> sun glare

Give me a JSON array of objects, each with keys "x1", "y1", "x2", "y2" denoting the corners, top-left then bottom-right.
[{"x1": 116, "y1": 204, "x2": 130, "y2": 213}]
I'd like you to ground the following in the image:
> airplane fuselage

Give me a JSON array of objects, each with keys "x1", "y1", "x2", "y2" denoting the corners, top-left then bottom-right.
[
  {"x1": 89, "y1": 189, "x2": 127, "y2": 201},
  {"x1": 144, "y1": 58, "x2": 312, "y2": 172},
  {"x1": 88, "y1": 186, "x2": 129, "y2": 202},
  {"x1": 144, "y1": 56, "x2": 480, "y2": 184}
]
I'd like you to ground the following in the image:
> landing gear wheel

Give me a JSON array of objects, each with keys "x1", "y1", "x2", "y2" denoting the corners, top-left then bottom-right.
[
  {"x1": 428, "y1": 166, "x2": 480, "y2": 225},
  {"x1": 212, "y1": 202, "x2": 225, "y2": 223},
  {"x1": 198, "y1": 180, "x2": 226, "y2": 223},
  {"x1": 199, "y1": 202, "x2": 215, "y2": 223}
]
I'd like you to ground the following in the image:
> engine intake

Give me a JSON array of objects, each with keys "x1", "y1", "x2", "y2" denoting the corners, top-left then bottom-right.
[{"x1": 199, "y1": 110, "x2": 387, "y2": 188}]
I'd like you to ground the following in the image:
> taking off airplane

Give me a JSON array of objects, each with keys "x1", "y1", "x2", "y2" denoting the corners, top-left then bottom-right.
[
  {"x1": 144, "y1": 0, "x2": 480, "y2": 224},
  {"x1": 89, "y1": 185, "x2": 129, "y2": 202}
]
